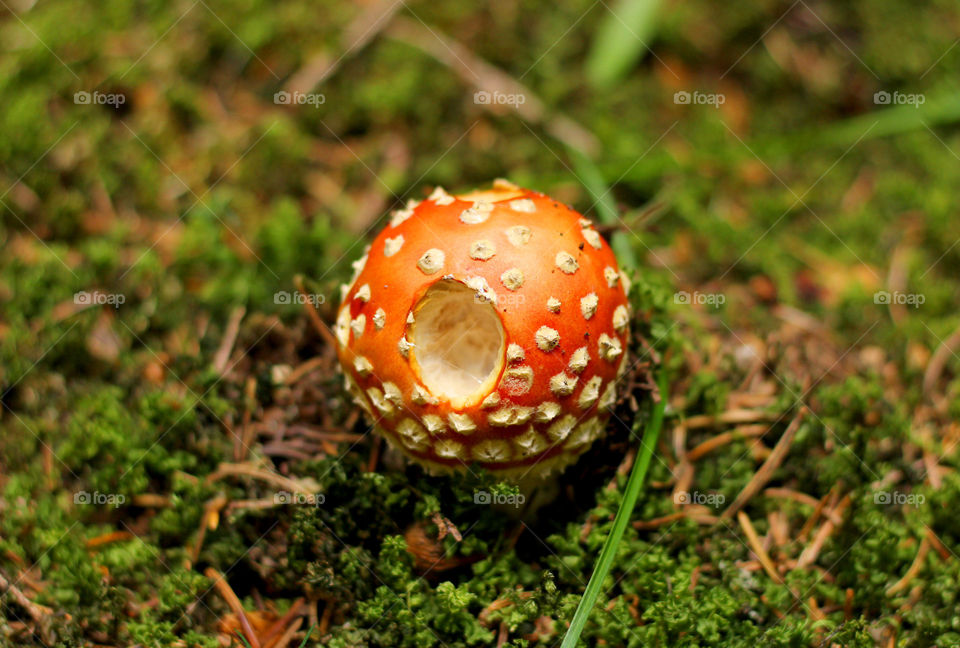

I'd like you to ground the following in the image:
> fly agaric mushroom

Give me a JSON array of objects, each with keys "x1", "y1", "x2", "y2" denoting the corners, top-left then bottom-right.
[{"x1": 334, "y1": 180, "x2": 631, "y2": 478}]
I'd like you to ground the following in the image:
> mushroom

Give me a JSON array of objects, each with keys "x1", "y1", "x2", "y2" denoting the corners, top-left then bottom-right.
[{"x1": 334, "y1": 180, "x2": 631, "y2": 478}]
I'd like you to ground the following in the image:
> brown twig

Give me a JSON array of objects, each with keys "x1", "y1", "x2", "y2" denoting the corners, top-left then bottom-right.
[
  {"x1": 722, "y1": 409, "x2": 807, "y2": 519},
  {"x1": 797, "y1": 493, "x2": 852, "y2": 568},
  {"x1": 687, "y1": 424, "x2": 768, "y2": 461},
  {"x1": 0, "y1": 569, "x2": 53, "y2": 621},
  {"x1": 737, "y1": 511, "x2": 784, "y2": 584},
  {"x1": 923, "y1": 323, "x2": 960, "y2": 399},
  {"x1": 204, "y1": 567, "x2": 261, "y2": 648},
  {"x1": 886, "y1": 537, "x2": 931, "y2": 596},
  {"x1": 205, "y1": 462, "x2": 317, "y2": 496},
  {"x1": 259, "y1": 598, "x2": 304, "y2": 648},
  {"x1": 213, "y1": 306, "x2": 246, "y2": 375}
]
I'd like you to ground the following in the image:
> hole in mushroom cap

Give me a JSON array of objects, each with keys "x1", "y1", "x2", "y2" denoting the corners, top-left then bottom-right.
[{"x1": 409, "y1": 279, "x2": 505, "y2": 408}]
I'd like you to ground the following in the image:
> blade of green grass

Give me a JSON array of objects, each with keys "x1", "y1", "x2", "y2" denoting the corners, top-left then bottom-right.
[
  {"x1": 586, "y1": 0, "x2": 663, "y2": 89},
  {"x1": 560, "y1": 371, "x2": 668, "y2": 648}
]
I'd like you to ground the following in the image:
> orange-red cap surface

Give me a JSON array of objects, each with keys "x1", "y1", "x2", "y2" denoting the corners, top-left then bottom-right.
[{"x1": 334, "y1": 181, "x2": 631, "y2": 478}]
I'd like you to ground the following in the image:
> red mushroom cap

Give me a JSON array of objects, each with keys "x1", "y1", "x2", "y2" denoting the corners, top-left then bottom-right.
[{"x1": 335, "y1": 180, "x2": 631, "y2": 478}]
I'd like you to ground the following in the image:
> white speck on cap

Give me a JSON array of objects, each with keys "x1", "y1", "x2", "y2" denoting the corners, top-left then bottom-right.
[
  {"x1": 384, "y1": 235, "x2": 404, "y2": 257},
  {"x1": 448, "y1": 413, "x2": 476, "y2": 434},
  {"x1": 435, "y1": 438, "x2": 464, "y2": 459},
  {"x1": 547, "y1": 297, "x2": 561, "y2": 313},
  {"x1": 508, "y1": 198, "x2": 536, "y2": 213},
  {"x1": 481, "y1": 392, "x2": 501, "y2": 409},
  {"x1": 373, "y1": 308, "x2": 386, "y2": 330},
  {"x1": 423, "y1": 414, "x2": 446, "y2": 434},
  {"x1": 397, "y1": 418, "x2": 428, "y2": 450},
  {"x1": 547, "y1": 414, "x2": 576, "y2": 441},
  {"x1": 582, "y1": 228, "x2": 602, "y2": 250},
  {"x1": 398, "y1": 336, "x2": 413, "y2": 358},
  {"x1": 580, "y1": 293, "x2": 598, "y2": 320},
  {"x1": 335, "y1": 308, "x2": 351, "y2": 346},
  {"x1": 599, "y1": 381, "x2": 617, "y2": 410},
  {"x1": 578, "y1": 376, "x2": 602, "y2": 410},
  {"x1": 411, "y1": 383, "x2": 438, "y2": 405},
  {"x1": 487, "y1": 405, "x2": 534, "y2": 427},
  {"x1": 460, "y1": 202, "x2": 493, "y2": 224},
  {"x1": 549, "y1": 372, "x2": 578, "y2": 397},
  {"x1": 506, "y1": 343, "x2": 525, "y2": 363},
  {"x1": 500, "y1": 268, "x2": 524, "y2": 290},
  {"x1": 417, "y1": 249, "x2": 445, "y2": 274},
  {"x1": 350, "y1": 314, "x2": 366, "y2": 339},
  {"x1": 353, "y1": 355, "x2": 373, "y2": 376},
  {"x1": 598, "y1": 333, "x2": 622, "y2": 362},
  {"x1": 555, "y1": 251, "x2": 579, "y2": 274},
  {"x1": 390, "y1": 207, "x2": 414, "y2": 228},
  {"x1": 366, "y1": 387, "x2": 394, "y2": 417},
  {"x1": 473, "y1": 439, "x2": 512, "y2": 462},
  {"x1": 613, "y1": 305, "x2": 629, "y2": 331},
  {"x1": 469, "y1": 239, "x2": 496, "y2": 260},
  {"x1": 604, "y1": 266, "x2": 619, "y2": 287},
  {"x1": 534, "y1": 401, "x2": 561, "y2": 423},
  {"x1": 505, "y1": 225, "x2": 531, "y2": 246},
  {"x1": 429, "y1": 186, "x2": 455, "y2": 205},
  {"x1": 568, "y1": 346, "x2": 590, "y2": 373},
  {"x1": 536, "y1": 326, "x2": 560, "y2": 351},
  {"x1": 499, "y1": 366, "x2": 534, "y2": 396},
  {"x1": 465, "y1": 276, "x2": 497, "y2": 305},
  {"x1": 355, "y1": 284, "x2": 371, "y2": 302}
]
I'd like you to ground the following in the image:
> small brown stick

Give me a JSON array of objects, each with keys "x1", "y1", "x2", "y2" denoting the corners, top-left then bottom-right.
[
  {"x1": 924, "y1": 526, "x2": 953, "y2": 561},
  {"x1": 319, "y1": 597, "x2": 334, "y2": 635},
  {"x1": 213, "y1": 306, "x2": 246, "y2": 375},
  {"x1": 737, "y1": 512, "x2": 783, "y2": 583},
  {"x1": 283, "y1": 356, "x2": 327, "y2": 385},
  {"x1": 237, "y1": 376, "x2": 258, "y2": 462},
  {"x1": 366, "y1": 435, "x2": 382, "y2": 473},
  {"x1": 259, "y1": 598, "x2": 304, "y2": 647},
  {"x1": 294, "y1": 276, "x2": 338, "y2": 349},
  {"x1": 797, "y1": 485, "x2": 839, "y2": 542},
  {"x1": 683, "y1": 409, "x2": 778, "y2": 429},
  {"x1": 191, "y1": 494, "x2": 229, "y2": 565},
  {"x1": 886, "y1": 537, "x2": 931, "y2": 596},
  {"x1": 722, "y1": 409, "x2": 807, "y2": 519},
  {"x1": 764, "y1": 487, "x2": 821, "y2": 509},
  {"x1": 796, "y1": 493, "x2": 852, "y2": 568},
  {"x1": 633, "y1": 510, "x2": 717, "y2": 530},
  {"x1": 687, "y1": 424, "x2": 768, "y2": 461},
  {"x1": 205, "y1": 462, "x2": 317, "y2": 496},
  {"x1": 269, "y1": 617, "x2": 304, "y2": 648},
  {"x1": 0, "y1": 569, "x2": 53, "y2": 621},
  {"x1": 204, "y1": 567, "x2": 261, "y2": 648},
  {"x1": 844, "y1": 588, "x2": 854, "y2": 619},
  {"x1": 923, "y1": 323, "x2": 960, "y2": 399},
  {"x1": 85, "y1": 530, "x2": 134, "y2": 548}
]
